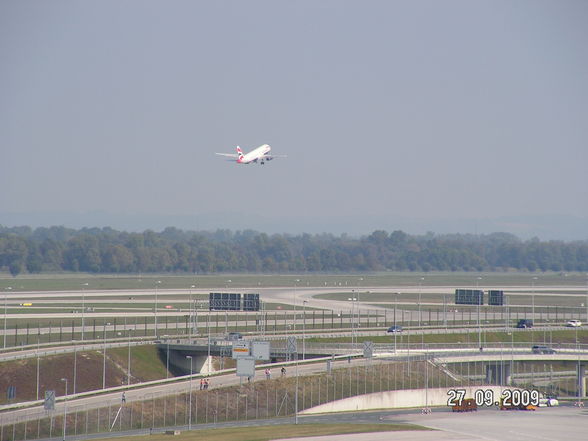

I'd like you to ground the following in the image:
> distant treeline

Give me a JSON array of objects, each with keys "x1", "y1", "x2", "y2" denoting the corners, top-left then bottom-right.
[{"x1": 0, "y1": 226, "x2": 587, "y2": 276}]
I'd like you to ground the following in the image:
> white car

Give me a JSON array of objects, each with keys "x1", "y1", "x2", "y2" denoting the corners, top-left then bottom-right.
[
  {"x1": 566, "y1": 320, "x2": 582, "y2": 327},
  {"x1": 538, "y1": 397, "x2": 559, "y2": 407}
]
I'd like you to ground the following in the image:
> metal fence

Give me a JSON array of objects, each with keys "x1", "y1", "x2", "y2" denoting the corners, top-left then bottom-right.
[{"x1": 2, "y1": 352, "x2": 583, "y2": 441}]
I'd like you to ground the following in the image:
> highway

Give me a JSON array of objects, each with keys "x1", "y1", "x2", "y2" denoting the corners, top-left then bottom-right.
[
  {"x1": 0, "y1": 322, "x2": 580, "y2": 363},
  {"x1": 2, "y1": 285, "x2": 586, "y2": 349},
  {"x1": 2, "y1": 283, "x2": 588, "y2": 439},
  {"x1": 2, "y1": 342, "x2": 588, "y2": 423}
]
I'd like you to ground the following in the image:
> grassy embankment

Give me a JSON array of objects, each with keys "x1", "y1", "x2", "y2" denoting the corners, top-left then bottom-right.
[
  {"x1": 3, "y1": 329, "x2": 586, "y2": 405},
  {"x1": 95, "y1": 423, "x2": 431, "y2": 441}
]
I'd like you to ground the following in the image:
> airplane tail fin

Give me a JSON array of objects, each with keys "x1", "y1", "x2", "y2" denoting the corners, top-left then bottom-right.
[{"x1": 236, "y1": 146, "x2": 244, "y2": 160}]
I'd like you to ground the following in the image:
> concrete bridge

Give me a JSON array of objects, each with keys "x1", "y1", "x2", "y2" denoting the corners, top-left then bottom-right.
[
  {"x1": 157, "y1": 338, "x2": 588, "y2": 396},
  {"x1": 375, "y1": 345, "x2": 588, "y2": 397},
  {"x1": 155, "y1": 338, "x2": 358, "y2": 375}
]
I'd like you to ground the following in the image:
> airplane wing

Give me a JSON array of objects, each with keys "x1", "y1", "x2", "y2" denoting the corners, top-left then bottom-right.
[{"x1": 215, "y1": 153, "x2": 239, "y2": 158}]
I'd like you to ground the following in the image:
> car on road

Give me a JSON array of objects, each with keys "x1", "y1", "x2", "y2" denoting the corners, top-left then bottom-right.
[
  {"x1": 386, "y1": 325, "x2": 403, "y2": 333},
  {"x1": 532, "y1": 345, "x2": 556, "y2": 354},
  {"x1": 566, "y1": 320, "x2": 582, "y2": 327},
  {"x1": 227, "y1": 332, "x2": 243, "y2": 341},
  {"x1": 517, "y1": 319, "x2": 534, "y2": 328},
  {"x1": 538, "y1": 396, "x2": 559, "y2": 407}
]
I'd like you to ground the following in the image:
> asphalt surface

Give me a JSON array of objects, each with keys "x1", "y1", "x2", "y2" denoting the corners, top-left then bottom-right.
[
  {"x1": 382, "y1": 404, "x2": 588, "y2": 441},
  {"x1": 276, "y1": 405, "x2": 588, "y2": 441}
]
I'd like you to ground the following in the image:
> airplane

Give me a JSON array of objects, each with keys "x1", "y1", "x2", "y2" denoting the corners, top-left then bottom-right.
[{"x1": 215, "y1": 144, "x2": 285, "y2": 165}]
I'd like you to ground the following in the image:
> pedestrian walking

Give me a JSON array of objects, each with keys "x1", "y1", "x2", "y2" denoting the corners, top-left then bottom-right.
[
  {"x1": 199, "y1": 378, "x2": 204, "y2": 390},
  {"x1": 122, "y1": 392, "x2": 126, "y2": 403},
  {"x1": 265, "y1": 368, "x2": 271, "y2": 380},
  {"x1": 281, "y1": 366, "x2": 286, "y2": 377}
]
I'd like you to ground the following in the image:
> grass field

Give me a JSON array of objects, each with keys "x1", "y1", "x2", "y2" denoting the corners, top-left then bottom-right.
[
  {"x1": 121, "y1": 423, "x2": 430, "y2": 441},
  {"x1": 33, "y1": 423, "x2": 430, "y2": 441},
  {"x1": 1, "y1": 271, "x2": 587, "y2": 292}
]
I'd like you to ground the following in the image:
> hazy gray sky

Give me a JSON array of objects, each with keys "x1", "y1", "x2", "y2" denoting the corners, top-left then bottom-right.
[{"x1": 1, "y1": 0, "x2": 587, "y2": 239}]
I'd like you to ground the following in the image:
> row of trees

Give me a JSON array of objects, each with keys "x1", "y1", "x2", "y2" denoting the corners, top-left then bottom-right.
[{"x1": 0, "y1": 226, "x2": 587, "y2": 276}]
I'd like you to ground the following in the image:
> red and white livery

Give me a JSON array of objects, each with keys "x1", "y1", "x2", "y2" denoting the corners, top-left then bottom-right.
[{"x1": 216, "y1": 144, "x2": 286, "y2": 165}]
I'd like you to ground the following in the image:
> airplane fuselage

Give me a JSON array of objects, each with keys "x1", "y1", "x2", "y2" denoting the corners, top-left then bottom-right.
[
  {"x1": 216, "y1": 144, "x2": 282, "y2": 165},
  {"x1": 238, "y1": 144, "x2": 272, "y2": 164}
]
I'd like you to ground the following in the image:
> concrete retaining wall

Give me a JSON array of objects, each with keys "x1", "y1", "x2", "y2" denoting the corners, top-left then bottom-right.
[{"x1": 300, "y1": 385, "x2": 507, "y2": 414}]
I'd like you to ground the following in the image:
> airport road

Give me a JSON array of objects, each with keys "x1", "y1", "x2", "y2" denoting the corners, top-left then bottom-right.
[
  {"x1": 4, "y1": 325, "x2": 577, "y2": 364},
  {"x1": 276, "y1": 406, "x2": 588, "y2": 441},
  {"x1": 2, "y1": 287, "x2": 396, "y2": 314},
  {"x1": 2, "y1": 285, "x2": 586, "y2": 352},
  {"x1": 381, "y1": 405, "x2": 588, "y2": 441},
  {"x1": 5, "y1": 285, "x2": 587, "y2": 310},
  {"x1": 3, "y1": 285, "x2": 584, "y2": 325},
  {"x1": 2, "y1": 286, "x2": 586, "y2": 332}
]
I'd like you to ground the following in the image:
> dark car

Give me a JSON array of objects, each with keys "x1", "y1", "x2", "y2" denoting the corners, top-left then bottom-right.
[
  {"x1": 516, "y1": 319, "x2": 534, "y2": 328},
  {"x1": 227, "y1": 332, "x2": 243, "y2": 341},
  {"x1": 532, "y1": 345, "x2": 556, "y2": 354},
  {"x1": 387, "y1": 325, "x2": 403, "y2": 333}
]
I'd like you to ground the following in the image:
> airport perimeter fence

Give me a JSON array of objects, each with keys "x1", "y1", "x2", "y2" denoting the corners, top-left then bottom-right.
[
  {"x1": 3, "y1": 303, "x2": 587, "y2": 351},
  {"x1": 1, "y1": 353, "x2": 580, "y2": 441}
]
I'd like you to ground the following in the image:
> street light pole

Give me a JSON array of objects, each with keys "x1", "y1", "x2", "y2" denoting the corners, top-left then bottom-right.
[
  {"x1": 348, "y1": 297, "x2": 356, "y2": 345},
  {"x1": 73, "y1": 342, "x2": 77, "y2": 394},
  {"x1": 443, "y1": 294, "x2": 447, "y2": 330},
  {"x1": 294, "y1": 355, "x2": 299, "y2": 425},
  {"x1": 394, "y1": 292, "x2": 399, "y2": 327},
  {"x1": 3, "y1": 294, "x2": 5, "y2": 349},
  {"x1": 293, "y1": 279, "x2": 300, "y2": 332},
  {"x1": 81, "y1": 283, "x2": 88, "y2": 341},
  {"x1": 476, "y1": 277, "x2": 482, "y2": 349},
  {"x1": 4, "y1": 287, "x2": 11, "y2": 348},
  {"x1": 357, "y1": 277, "x2": 363, "y2": 332},
  {"x1": 154, "y1": 281, "x2": 161, "y2": 338},
  {"x1": 102, "y1": 322, "x2": 110, "y2": 389},
  {"x1": 532, "y1": 276, "x2": 537, "y2": 325},
  {"x1": 61, "y1": 378, "x2": 68, "y2": 441},
  {"x1": 186, "y1": 356, "x2": 193, "y2": 430},
  {"x1": 36, "y1": 333, "x2": 41, "y2": 400},
  {"x1": 302, "y1": 300, "x2": 307, "y2": 360},
  {"x1": 394, "y1": 292, "x2": 400, "y2": 353},
  {"x1": 207, "y1": 335, "x2": 211, "y2": 374},
  {"x1": 165, "y1": 337, "x2": 170, "y2": 379},
  {"x1": 510, "y1": 331, "x2": 514, "y2": 384},
  {"x1": 418, "y1": 277, "x2": 424, "y2": 328},
  {"x1": 127, "y1": 329, "x2": 132, "y2": 385},
  {"x1": 190, "y1": 285, "x2": 196, "y2": 339}
]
